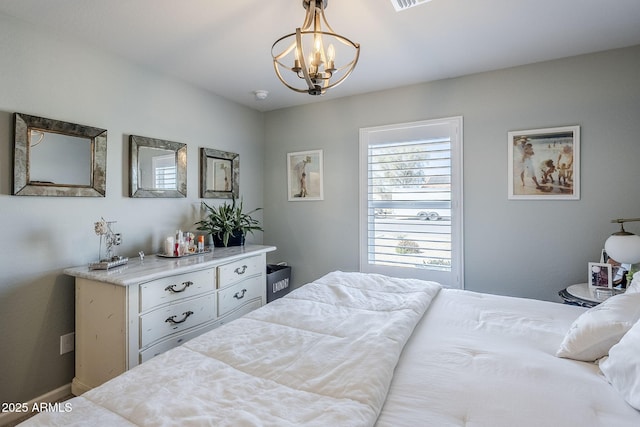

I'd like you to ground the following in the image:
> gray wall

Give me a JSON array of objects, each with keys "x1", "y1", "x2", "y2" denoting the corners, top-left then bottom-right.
[
  {"x1": 263, "y1": 45, "x2": 640, "y2": 300},
  {"x1": 0, "y1": 13, "x2": 265, "y2": 404},
  {"x1": 2, "y1": 5, "x2": 639, "y2": 407}
]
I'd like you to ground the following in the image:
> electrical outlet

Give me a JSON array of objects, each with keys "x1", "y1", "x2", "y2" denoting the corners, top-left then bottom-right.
[{"x1": 60, "y1": 332, "x2": 75, "y2": 355}]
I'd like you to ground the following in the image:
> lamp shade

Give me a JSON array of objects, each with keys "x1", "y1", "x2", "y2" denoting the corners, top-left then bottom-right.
[{"x1": 605, "y1": 233, "x2": 640, "y2": 264}]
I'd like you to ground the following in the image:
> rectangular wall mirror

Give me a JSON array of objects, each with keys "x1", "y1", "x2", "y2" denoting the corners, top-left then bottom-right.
[
  {"x1": 13, "y1": 113, "x2": 107, "y2": 197},
  {"x1": 200, "y1": 148, "x2": 239, "y2": 199},
  {"x1": 130, "y1": 134, "x2": 187, "y2": 198}
]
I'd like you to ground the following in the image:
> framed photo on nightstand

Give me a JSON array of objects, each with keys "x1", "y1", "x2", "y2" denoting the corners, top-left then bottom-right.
[{"x1": 589, "y1": 262, "x2": 612, "y2": 289}]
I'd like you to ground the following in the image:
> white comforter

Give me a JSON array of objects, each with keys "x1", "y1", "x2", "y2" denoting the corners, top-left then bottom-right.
[
  {"x1": 23, "y1": 271, "x2": 441, "y2": 427},
  {"x1": 376, "y1": 289, "x2": 640, "y2": 427}
]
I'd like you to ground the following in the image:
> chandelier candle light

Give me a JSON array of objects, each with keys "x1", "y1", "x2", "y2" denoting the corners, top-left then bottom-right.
[{"x1": 272, "y1": 0, "x2": 360, "y2": 96}]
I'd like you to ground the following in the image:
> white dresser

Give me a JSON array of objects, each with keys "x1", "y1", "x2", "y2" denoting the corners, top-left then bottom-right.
[{"x1": 64, "y1": 244, "x2": 276, "y2": 395}]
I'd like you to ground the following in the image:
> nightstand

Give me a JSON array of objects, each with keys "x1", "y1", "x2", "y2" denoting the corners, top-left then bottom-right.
[{"x1": 558, "y1": 282, "x2": 621, "y2": 308}]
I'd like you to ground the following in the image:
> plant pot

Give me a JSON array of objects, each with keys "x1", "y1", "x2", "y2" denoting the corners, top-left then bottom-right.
[{"x1": 212, "y1": 230, "x2": 245, "y2": 247}]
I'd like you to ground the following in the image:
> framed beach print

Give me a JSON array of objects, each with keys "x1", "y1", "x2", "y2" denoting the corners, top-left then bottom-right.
[
  {"x1": 589, "y1": 262, "x2": 613, "y2": 289},
  {"x1": 508, "y1": 125, "x2": 580, "y2": 200},
  {"x1": 287, "y1": 149, "x2": 323, "y2": 201}
]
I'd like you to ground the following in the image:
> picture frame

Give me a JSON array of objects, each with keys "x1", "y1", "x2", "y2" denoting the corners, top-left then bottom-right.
[
  {"x1": 507, "y1": 125, "x2": 580, "y2": 200},
  {"x1": 287, "y1": 149, "x2": 324, "y2": 201},
  {"x1": 601, "y1": 248, "x2": 632, "y2": 287},
  {"x1": 589, "y1": 262, "x2": 613, "y2": 289},
  {"x1": 200, "y1": 148, "x2": 239, "y2": 199}
]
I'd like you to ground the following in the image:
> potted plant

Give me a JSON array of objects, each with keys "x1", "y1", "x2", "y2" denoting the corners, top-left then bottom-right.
[{"x1": 195, "y1": 198, "x2": 263, "y2": 247}]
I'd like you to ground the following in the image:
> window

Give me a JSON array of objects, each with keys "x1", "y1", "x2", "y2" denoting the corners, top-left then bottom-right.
[
  {"x1": 359, "y1": 117, "x2": 463, "y2": 288},
  {"x1": 153, "y1": 154, "x2": 177, "y2": 189}
]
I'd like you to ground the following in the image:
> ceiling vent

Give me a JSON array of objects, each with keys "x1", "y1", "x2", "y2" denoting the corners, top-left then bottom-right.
[{"x1": 391, "y1": 0, "x2": 433, "y2": 12}]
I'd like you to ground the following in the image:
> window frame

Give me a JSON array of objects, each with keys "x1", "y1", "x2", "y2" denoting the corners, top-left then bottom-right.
[{"x1": 358, "y1": 116, "x2": 464, "y2": 289}]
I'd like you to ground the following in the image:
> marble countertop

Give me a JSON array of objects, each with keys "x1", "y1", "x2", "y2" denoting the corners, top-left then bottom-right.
[{"x1": 64, "y1": 244, "x2": 276, "y2": 287}]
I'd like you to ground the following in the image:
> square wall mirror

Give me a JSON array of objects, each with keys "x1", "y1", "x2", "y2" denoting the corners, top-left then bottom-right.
[
  {"x1": 13, "y1": 113, "x2": 107, "y2": 197},
  {"x1": 200, "y1": 148, "x2": 239, "y2": 199},
  {"x1": 129, "y1": 135, "x2": 187, "y2": 198}
]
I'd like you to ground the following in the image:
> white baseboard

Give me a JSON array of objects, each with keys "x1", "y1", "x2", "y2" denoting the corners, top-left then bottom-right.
[{"x1": 0, "y1": 383, "x2": 71, "y2": 426}]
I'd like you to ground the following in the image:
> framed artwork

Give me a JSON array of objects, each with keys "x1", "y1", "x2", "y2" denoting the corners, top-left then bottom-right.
[
  {"x1": 507, "y1": 125, "x2": 580, "y2": 200},
  {"x1": 287, "y1": 149, "x2": 323, "y2": 201},
  {"x1": 589, "y1": 262, "x2": 612, "y2": 289},
  {"x1": 200, "y1": 148, "x2": 239, "y2": 199}
]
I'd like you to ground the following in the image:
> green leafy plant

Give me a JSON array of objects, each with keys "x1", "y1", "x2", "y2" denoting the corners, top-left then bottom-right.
[{"x1": 195, "y1": 198, "x2": 263, "y2": 247}]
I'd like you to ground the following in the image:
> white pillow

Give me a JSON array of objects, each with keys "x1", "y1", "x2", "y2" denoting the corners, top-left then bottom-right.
[
  {"x1": 556, "y1": 292, "x2": 640, "y2": 361},
  {"x1": 600, "y1": 318, "x2": 640, "y2": 410},
  {"x1": 626, "y1": 272, "x2": 640, "y2": 294}
]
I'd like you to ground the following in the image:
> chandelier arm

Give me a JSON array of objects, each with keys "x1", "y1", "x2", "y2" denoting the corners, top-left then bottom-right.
[
  {"x1": 317, "y1": 4, "x2": 337, "y2": 34},
  {"x1": 325, "y1": 48, "x2": 360, "y2": 89},
  {"x1": 272, "y1": 62, "x2": 310, "y2": 93},
  {"x1": 300, "y1": 1, "x2": 315, "y2": 31},
  {"x1": 296, "y1": 29, "x2": 316, "y2": 91},
  {"x1": 272, "y1": 37, "x2": 298, "y2": 62},
  {"x1": 30, "y1": 130, "x2": 45, "y2": 147},
  {"x1": 324, "y1": 64, "x2": 357, "y2": 90},
  {"x1": 333, "y1": 52, "x2": 360, "y2": 73},
  {"x1": 273, "y1": 58, "x2": 292, "y2": 69},
  {"x1": 298, "y1": 30, "x2": 359, "y2": 49},
  {"x1": 334, "y1": 34, "x2": 359, "y2": 48}
]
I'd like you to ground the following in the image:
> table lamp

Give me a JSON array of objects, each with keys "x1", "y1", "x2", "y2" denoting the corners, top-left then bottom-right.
[{"x1": 604, "y1": 218, "x2": 640, "y2": 264}]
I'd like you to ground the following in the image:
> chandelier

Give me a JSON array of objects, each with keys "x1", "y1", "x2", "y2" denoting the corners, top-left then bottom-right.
[{"x1": 272, "y1": 0, "x2": 360, "y2": 96}]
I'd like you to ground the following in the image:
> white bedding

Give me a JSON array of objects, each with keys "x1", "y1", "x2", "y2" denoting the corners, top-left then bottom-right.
[
  {"x1": 376, "y1": 289, "x2": 640, "y2": 427},
  {"x1": 21, "y1": 272, "x2": 640, "y2": 426},
  {"x1": 22, "y1": 271, "x2": 441, "y2": 427}
]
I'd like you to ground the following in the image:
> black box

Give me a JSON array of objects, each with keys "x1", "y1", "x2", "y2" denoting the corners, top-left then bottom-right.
[{"x1": 266, "y1": 264, "x2": 292, "y2": 303}]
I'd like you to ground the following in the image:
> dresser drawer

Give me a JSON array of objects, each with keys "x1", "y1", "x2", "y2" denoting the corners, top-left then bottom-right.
[
  {"x1": 139, "y1": 320, "x2": 220, "y2": 363},
  {"x1": 217, "y1": 255, "x2": 263, "y2": 288},
  {"x1": 140, "y1": 269, "x2": 214, "y2": 312},
  {"x1": 140, "y1": 294, "x2": 216, "y2": 347},
  {"x1": 218, "y1": 275, "x2": 263, "y2": 317}
]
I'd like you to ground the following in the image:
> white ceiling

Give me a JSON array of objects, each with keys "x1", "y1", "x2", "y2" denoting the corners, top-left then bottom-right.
[{"x1": 1, "y1": 0, "x2": 639, "y2": 112}]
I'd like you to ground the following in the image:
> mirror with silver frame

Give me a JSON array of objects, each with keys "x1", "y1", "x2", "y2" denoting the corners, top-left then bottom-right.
[
  {"x1": 129, "y1": 134, "x2": 187, "y2": 198},
  {"x1": 200, "y1": 147, "x2": 239, "y2": 199},
  {"x1": 13, "y1": 113, "x2": 107, "y2": 197}
]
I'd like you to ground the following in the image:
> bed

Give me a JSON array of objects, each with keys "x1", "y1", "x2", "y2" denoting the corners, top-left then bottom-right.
[{"x1": 21, "y1": 271, "x2": 640, "y2": 426}]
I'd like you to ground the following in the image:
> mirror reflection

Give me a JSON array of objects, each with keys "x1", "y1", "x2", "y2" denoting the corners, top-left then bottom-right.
[
  {"x1": 207, "y1": 157, "x2": 233, "y2": 192},
  {"x1": 130, "y1": 135, "x2": 187, "y2": 198},
  {"x1": 137, "y1": 146, "x2": 177, "y2": 190},
  {"x1": 29, "y1": 130, "x2": 92, "y2": 186},
  {"x1": 200, "y1": 148, "x2": 239, "y2": 199},
  {"x1": 13, "y1": 113, "x2": 107, "y2": 197}
]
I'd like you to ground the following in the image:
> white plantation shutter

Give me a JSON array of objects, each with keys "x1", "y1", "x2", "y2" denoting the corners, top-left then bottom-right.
[
  {"x1": 359, "y1": 117, "x2": 463, "y2": 288},
  {"x1": 391, "y1": 0, "x2": 434, "y2": 12},
  {"x1": 152, "y1": 154, "x2": 177, "y2": 190}
]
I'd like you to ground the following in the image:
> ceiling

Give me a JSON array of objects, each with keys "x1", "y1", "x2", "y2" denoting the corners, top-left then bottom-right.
[{"x1": 1, "y1": 0, "x2": 639, "y2": 112}]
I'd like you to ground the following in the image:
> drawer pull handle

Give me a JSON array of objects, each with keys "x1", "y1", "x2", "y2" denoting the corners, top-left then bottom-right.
[
  {"x1": 165, "y1": 281, "x2": 193, "y2": 293},
  {"x1": 233, "y1": 289, "x2": 247, "y2": 300},
  {"x1": 234, "y1": 265, "x2": 248, "y2": 275},
  {"x1": 233, "y1": 264, "x2": 247, "y2": 275},
  {"x1": 165, "y1": 311, "x2": 194, "y2": 325}
]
